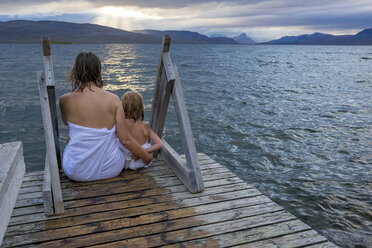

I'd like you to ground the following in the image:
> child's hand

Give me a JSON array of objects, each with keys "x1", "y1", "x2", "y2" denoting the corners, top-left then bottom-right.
[{"x1": 131, "y1": 155, "x2": 139, "y2": 161}]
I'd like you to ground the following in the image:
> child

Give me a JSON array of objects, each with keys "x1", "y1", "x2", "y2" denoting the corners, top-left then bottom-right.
[{"x1": 119, "y1": 91, "x2": 163, "y2": 170}]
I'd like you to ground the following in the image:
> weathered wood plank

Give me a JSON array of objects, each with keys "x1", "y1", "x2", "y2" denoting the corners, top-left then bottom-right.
[
  {"x1": 159, "y1": 140, "x2": 194, "y2": 190},
  {"x1": 305, "y1": 242, "x2": 339, "y2": 248},
  {"x1": 162, "y1": 219, "x2": 312, "y2": 248},
  {"x1": 18, "y1": 157, "x2": 219, "y2": 190},
  {"x1": 13, "y1": 159, "x2": 226, "y2": 209},
  {"x1": 10, "y1": 181, "x2": 251, "y2": 220},
  {"x1": 14, "y1": 173, "x2": 242, "y2": 210},
  {"x1": 0, "y1": 142, "x2": 25, "y2": 245},
  {"x1": 6, "y1": 200, "x2": 281, "y2": 247},
  {"x1": 88, "y1": 211, "x2": 296, "y2": 248},
  {"x1": 6, "y1": 183, "x2": 257, "y2": 237},
  {"x1": 150, "y1": 35, "x2": 171, "y2": 131},
  {"x1": 154, "y1": 67, "x2": 174, "y2": 141},
  {"x1": 42, "y1": 36, "x2": 61, "y2": 169},
  {"x1": 3, "y1": 154, "x2": 335, "y2": 248},
  {"x1": 4, "y1": 191, "x2": 274, "y2": 246},
  {"x1": 162, "y1": 52, "x2": 176, "y2": 83},
  {"x1": 42, "y1": 156, "x2": 53, "y2": 216},
  {"x1": 234, "y1": 230, "x2": 328, "y2": 248},
  {"x1": 9, "y1": 187, "x2": 260, "y2": 227},
  {"x1": 36, "y1": 70, "x2": 64, "y2": 215},
  {"x1": 171, "y1": 64, "x2": 204, "y2": 192}
]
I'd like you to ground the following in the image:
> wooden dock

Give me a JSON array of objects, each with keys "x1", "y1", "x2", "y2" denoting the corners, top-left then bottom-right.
[{"x1": 2, "y1": 154, "x2": 337, "y2": 248}]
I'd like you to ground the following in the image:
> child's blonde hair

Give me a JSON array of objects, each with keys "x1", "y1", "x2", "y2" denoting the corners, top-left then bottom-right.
[{"x1": 121, "y1": 91, "x2": 144, "y2": 121}]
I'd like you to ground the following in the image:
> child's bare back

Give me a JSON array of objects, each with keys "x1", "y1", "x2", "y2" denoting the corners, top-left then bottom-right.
[{"x1": 118, "y1": 91, "x2": 162, "y2": 170}]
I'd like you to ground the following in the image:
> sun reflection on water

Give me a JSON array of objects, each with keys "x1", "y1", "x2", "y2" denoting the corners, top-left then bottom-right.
[
  {"x1": 101, "y1": 44, "x2": 156, "y2": 94},
  {"x1": 103, "y1": 81, "x2": 153, "y2": 92}
]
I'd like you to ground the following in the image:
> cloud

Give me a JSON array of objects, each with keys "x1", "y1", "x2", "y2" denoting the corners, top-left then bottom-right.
[{"x1": 0, "y1": 0, "x2": 371, "y2": 41}]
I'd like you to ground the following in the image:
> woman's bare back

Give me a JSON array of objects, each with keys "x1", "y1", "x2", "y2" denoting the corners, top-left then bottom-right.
[{"x1": 60, "y1": 85, "x2": 117, "y2": 129}]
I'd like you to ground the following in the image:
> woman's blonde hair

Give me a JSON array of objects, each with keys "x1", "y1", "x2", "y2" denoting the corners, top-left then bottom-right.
[{"x1": 121, "y1": 91, "x2": 144, "y2": 121}]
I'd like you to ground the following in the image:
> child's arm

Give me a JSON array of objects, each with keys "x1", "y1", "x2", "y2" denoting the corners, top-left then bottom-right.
[{"x1": 145, "y1": 125, "x2": 163, "y2": 154}]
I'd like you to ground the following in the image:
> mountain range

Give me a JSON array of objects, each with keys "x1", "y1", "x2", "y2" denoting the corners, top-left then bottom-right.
[
  {"x1": 263, "y1": 29, "x2": 372, "y2": 45},
  {"x1": 0, "y1": 20, "x2": 371, "y2": 45},
  {"x1": 0, "y1": 20, "x2": 237, "y2": 44}
]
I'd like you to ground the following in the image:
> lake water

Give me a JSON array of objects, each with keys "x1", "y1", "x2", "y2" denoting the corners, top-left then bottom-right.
[{"x1": 0, "y1": 43, "x2": 371, "y2": 247}]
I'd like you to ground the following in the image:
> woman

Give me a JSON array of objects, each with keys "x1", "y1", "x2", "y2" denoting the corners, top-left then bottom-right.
[{"x1": 60, "y1": 52, "x2": 152, "y2": 181}]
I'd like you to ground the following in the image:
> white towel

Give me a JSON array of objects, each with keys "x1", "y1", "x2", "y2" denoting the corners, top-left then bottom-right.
[
  {"x1": 62, "y1": 122, "x2": 125, "y2": 181},
  {"x1": 118, "y1": 142, "x2": 153, "y2": 170}
]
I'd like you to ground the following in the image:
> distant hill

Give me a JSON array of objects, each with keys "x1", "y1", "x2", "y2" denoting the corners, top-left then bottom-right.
[
  {"x1": 0, "y1": 20, "x2": 156, "y2": 43},
  {"x1": 134, "y1": 29, "x2": 238, "y2": 44},
  {"x1": 233, "y1": 33, "x2": 256, "y2": 44},
  {"x1": 0, "y1": 20, "x2": 237, "y2": 44},
  {"x1": 263, "y1": 28, "x2": 372, "y2": 45}
]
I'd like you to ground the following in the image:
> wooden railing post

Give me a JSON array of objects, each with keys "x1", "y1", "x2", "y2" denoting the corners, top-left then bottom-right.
[
  {"x1": 150, "y1": 36, "x2": 171, "y2": 137},
  {"x1": 37, "y1": 70, "x2": 64, "y2": 215},
  {"x1": 151, "y1": 35, "x2": 204, "y2": 193},
  {"x1": 42, "y1": 36, "x2": 61, "y2": 169}
]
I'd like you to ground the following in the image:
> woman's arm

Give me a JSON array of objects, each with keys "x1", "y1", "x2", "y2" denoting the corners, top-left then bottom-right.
[
  {"x1": 59, "y1": 95, "x2": 68, "y2": 126},
  {"x1": 115, "y1": 97, "x2": 153, "y2": 164},
  {"x1": 145, "y1": 125, "x2": 163, "y2": 154}
]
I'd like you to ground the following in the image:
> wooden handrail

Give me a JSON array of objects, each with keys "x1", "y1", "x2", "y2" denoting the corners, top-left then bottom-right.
[{"x1": 150, "y1": 36, "x2": 204, "y2": 193}]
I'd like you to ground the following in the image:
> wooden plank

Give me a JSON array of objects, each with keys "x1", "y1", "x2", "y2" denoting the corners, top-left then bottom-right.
[
  {"x1": 88, "y1": 211, "x2": 296, "y2": 248},
  {"x1": 162, "y1": 52, "x2": 176, "y2": 82},
  {"x1": 18, "y1": 156, "x2": 219, "y2": 189},
  {"x1": 42, "y1": 36, "x2": 61, "y2": 169},
  {"x1": 36, "y1": 70, "x2": 64, "y2": 215},
  {"x1": 159, "y1": 139, "x2": 194, "y2": 190},
  {"x1": 42, "y1": 156, "x2": 53, "y2": 216},
  {"x1": 2, "y1": 196, "x2": 276, "y2": 247},
  {"x1": 305, "y1": 242, "x2": 339, "y2": 248},
  {"x1": 0, "y1": 142, "x2": 25, "y2": 245},
  {"x1": 11, "y1": 181, "x2": 250, "y2": 218},
  {"x1": 151, "y1": 53, "x2": 177, "y2": 154},
  {"x1": 46, "y1": 86, "x2": 61, "y2": 169},
  {"x1": 162, "y1": 219, "x2": 312, "y2": 248},
  {"x1": 24, "y1": 171, "x2": 44, "y2": 177},
  {"x1": 154, "y1": 67, "x2": 174, "y2": 141},
  {"x1": 10, "y1": 173, "x2": 247, "y2": 218},
  {"x1": 151, "y1": 68, "x2": 168, "y2": 137},
  {"x1": 234, "y1": 230, "x2": 328, "y2": 248},
  {"x1": 5, "y1": 183, "x2": 256, "y2": 237},
  {"x1": 150, "y1": 35, "x2": 171, "y2": 130},
  {"x1": 171, "y1": 64, "x2": 204, "y2": 193},
  {"x1": 13, "y1": 171, "x2": 241, "y2": 210},
  {"x1": 18, "y1": 153, "x2": 208, "y2": 184},
  {"x1": 3, "y1": 154, "x2": 334, "y2": 248},
  {"x1": 8, "y1": 186, "x2": 258, "y2": 227}
]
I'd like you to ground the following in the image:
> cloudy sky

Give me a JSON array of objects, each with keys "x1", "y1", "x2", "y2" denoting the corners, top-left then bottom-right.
[{"x1": 0, "y1": 0, "x2": 371, "y2": 41}]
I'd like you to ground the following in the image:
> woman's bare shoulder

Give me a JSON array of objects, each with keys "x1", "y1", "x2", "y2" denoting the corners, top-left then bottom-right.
[
  {"x1": 104, "y1": 90, "x2": 121, "y2": 102},
  {"x1": 59, "y1": 92, "x2": 73, "y2": 103}
]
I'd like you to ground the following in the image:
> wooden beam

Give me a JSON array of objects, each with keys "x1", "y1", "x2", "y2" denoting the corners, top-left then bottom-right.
[
  {"x1": 156, "y1": 69, "x2": 174, "y2": 138},
  {"x1": 158, "y1": 139, "x2": 195, "y2": 192},
  {"x1": 37, "y1": 71, "x2": 64, "y2": 215},
  {"x1": 42, "y1": 36, "x2": 61, "y2": 169},
  {"x1": 42, "y1": 156, "x2": 53, "y2": 216},
  {"x1": 172, "y1": 65, "x2": 204, "y2": 192},
  {"x1": 150, "y1": 35, "x2": 171, "y2": 129},
  {"x1": 0, "y1": 141, "x2": 25, "y2": 245},
  {"x1": 162, "y1": 53, "x2": 176, "y2": 83},
  {"x1": 155, "y1": 53, "x2": 176, "y2": 136},
  {"x1": 152, "y1": 70, "x2": 167, "y2": 137}
]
